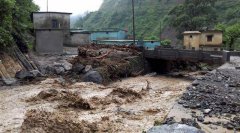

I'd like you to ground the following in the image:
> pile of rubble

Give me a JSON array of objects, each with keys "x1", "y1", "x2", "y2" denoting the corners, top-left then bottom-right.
[
  {"x1": 70, "y1": 44, "x2": 144, "y2": 84},
  {"x1": 179, "y1": 69, "x2": 240, "y2": 130},
  {"x1": 0, "y1": 44, "x2": 144, "y2": 85}
]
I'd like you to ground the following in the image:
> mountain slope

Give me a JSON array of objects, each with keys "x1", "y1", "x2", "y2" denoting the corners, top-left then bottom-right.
[
  {"x1": 74, "y1": 0, "x2": 240, "y2": 44},
  {"x1": 75, "y1": 0, "x2": 184, "y2": 40}
]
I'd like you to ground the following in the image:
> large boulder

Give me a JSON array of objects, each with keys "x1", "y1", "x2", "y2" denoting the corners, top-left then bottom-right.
[
  {"x1": 83, "y1": 71, "x2": 103, "y2": 84},
  {"x1": 30, "y1": 70, "x2": 43, "y2": 77},
  {"x1": 56, "y1": 60, "x2": 73, "y2": 71},
  {"x1": 15, "y1": 70, "x2": 34, "y2": 80},
  {"x1": 15, "y1": 70, "x2": 42, "y2": 80},
  {"x1": 2, "y1": 78, "x2": 17, "y2": 85},
  {"x1": 147, "y1": 124, "x2": 205, "y2": 133},
  {"x1": 54, "y1": 66, "x2": 65, "y2": 75},
  {"x1": 72, "y1": 63, "x2": 85, "y2": 73}
]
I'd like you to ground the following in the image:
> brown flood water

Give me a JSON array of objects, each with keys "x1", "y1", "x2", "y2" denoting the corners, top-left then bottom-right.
[{"x1": 0, "y1": 76, "x2": 191, "y2": 133}]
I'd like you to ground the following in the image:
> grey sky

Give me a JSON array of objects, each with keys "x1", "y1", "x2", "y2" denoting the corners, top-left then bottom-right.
[{"x1": 33, "y1": 0, "x2": 103, "y2": 16}]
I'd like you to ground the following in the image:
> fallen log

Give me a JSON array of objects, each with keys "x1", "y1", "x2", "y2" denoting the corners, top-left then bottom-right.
[{"x1": 93, "y1": 50, "x2": 113, "y2": 59}]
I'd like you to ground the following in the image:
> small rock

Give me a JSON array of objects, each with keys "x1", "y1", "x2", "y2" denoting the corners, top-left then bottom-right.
[
  {"x1": 54, "y1": 66, "x2": 65, "y2": 74},
  {"x1": 192, "y1": 81, "x2": 200, "y2": 86},
  {"x1": 54, "y1": 60, "x2": 72, "y2": 71},
  {"x1": 162, "y1": 117, "x2": 176, "y2": 125},
  {"x1": 226, "y1": 123, "x2": 234, "y2": 130},
  {"x1": 196, "y1": 103, "x2": 201, "y2": 108},
  {"x1": 183, "y1": 104, "x2": 189, "y2": 108},
  {"x1": 189, "y1": 104, "x2": 198, "y2": 109},
  {"x1": 83, "y1": 71, "x2": 103, "y2": 84},
  {"x1": 203, "y1": 109, "x2": 211, "y2": 114},
  {"x1": 72, "y1": 63, "x2": 85, "y2": 73},
  {"x1": 178, "y1": 100, "x2": 184, "y2": 104},
  {"x1": 235, "y1": 66, "x2": 240, "y2": 70},
  {"x1": 209, "y1": 125, "x2": 218, "y2": 130},
  {"x1": 225, "y1": 84, "x2": 229, "y2": 87},
  {"x1": 235, "y1": 126, "x2": 240, "y2": 131},
  {"x1": 197, "y1": 116, "x2": 204, "y2": 122},
  {"x1": 60, "y1": 60, "x2": 72, "y2": 71},
  {"x1": 202, "y1": 67, "x2": 209, "y2": 71},
  {"x1": 83, "y1": 65, "x2": 92, "y2": 73},
  {"x1": 46, "y1": 66, "x2": 55, "y2": 74},
  {"x1": 55, "y1": 77, "x2": 65, "y2": 85},
  {"x1": 192, "y1": 113, "x2": 197, "y2": 118},
  {"x1": 180, "y1": 118, "x2": 201, "y2": 129},
  {"x1": 2, "y1": 78, "x2": 17, "y2": 85},
  {"x1": 30, "y1": 70, "x2": 43, "y2": 77},
  {"x1": 203, "y1": 121, "x2": 211, "y2": 125}
]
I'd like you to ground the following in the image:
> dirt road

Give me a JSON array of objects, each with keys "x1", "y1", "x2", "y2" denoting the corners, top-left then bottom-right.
[{"x1": 0, "y1": 76, "x2": 191, "y2": 133}]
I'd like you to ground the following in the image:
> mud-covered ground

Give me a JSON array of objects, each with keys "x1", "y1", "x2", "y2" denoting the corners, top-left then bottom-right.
[{"x1": 0, "y1": 76, "x2": 190, "y2": 133}]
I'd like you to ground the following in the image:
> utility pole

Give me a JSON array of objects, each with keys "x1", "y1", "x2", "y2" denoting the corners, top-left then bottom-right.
[
  {"x1": 159, "y1": 21, "x2": 162, "y2": 40},
  {"x1": 47, "y1": 0, "x2": 49, "y2": 12},
  {"x1": 131, "y1": 0, "x2": 136, "y2": 45}
]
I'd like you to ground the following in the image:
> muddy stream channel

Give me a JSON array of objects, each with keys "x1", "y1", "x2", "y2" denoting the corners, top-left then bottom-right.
[{"x1": 0, "y1": 76, "x2": 191, "y2": 133}]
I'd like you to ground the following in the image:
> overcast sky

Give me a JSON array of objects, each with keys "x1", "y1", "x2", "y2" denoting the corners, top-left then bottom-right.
[{"x1": 33, "y1": 0, "x2": 103, "y2": 16}]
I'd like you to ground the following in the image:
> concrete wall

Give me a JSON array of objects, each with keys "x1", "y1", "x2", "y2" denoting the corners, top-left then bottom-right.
[
  {"x1": 90, "y1": 31, "x2": 127, "y2": 41},
  {"x1": 200, "y1": 32, "x2": 222, "y2": 45},
  {"x1": 144, "y1": 41, "x2": 161, "y2": 50},
  {"x1": 35, "y1": 30, "x2": 63, "y2": 54},
  {"x1": 201, "y1": 47, "x2": 221, "y2": 51},
  {"x1": 184, "y1": 31, "x2": 223, "y2": 51},
  {"x1": 183, "y1": 34, "x2": 200, "y2": 50},
  {"x1": 33, "y1": 12, "x2": 71, "y2": 29},
  {"x1": 33, "y1": 12, "x2": 71, "y2": 46},
  {"x1": 70, "y1": 32, "x2": 90, "y2": 46}
]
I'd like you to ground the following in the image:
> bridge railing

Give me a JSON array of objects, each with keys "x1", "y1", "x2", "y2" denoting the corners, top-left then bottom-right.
[{"x1": 144, "y1": 48, "x2": 230, "y2": 64}]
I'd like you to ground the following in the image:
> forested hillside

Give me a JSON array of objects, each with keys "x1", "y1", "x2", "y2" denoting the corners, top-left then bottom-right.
[
  {"x1": 0, "y1": 0, "x2": 38, "y2": 52},
  {"x1": 74, "y1": 0, "x2": 184, "y2": 40},
  {"x1": 74, "y1": 0, "x2": 240, "y2": 48}
]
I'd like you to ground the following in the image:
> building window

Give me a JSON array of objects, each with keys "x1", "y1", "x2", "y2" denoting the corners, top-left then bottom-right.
[
  {"x1": 52, "y1": 19, "x2": 59, "y2": 28},
  {"x1": 207, "y1": 35, "x2": 213, "y2": 42},
  {"x1": 190, "y1": 35, "x2": 193, "y2": 38}
]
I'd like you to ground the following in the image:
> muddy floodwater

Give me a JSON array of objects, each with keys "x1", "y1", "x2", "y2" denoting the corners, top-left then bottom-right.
[{"x1": 0, "y1": 76, "x2": 191, "y2": 133}]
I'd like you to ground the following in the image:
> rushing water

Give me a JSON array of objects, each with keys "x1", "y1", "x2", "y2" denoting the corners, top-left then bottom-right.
[{"x1": 0, "y1": 76, "x2": 191, "y2": 132}]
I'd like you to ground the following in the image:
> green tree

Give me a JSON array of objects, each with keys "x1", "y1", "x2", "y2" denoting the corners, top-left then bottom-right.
[
  {"x1": 0, "y1": 0, "x2": 15, "y2": 48},
  {"x1": 0, "y1": 0, "x2": 39, "y2": 52},
  {"x1": 216, "y1": 23, "x2": 240, "y2": 50},
  {"x1": 161, "y1": 39, "x2": 171, "y2": 46},
  {"x1": 169, "y1": 0, "x2": 217, "y2": 38}
]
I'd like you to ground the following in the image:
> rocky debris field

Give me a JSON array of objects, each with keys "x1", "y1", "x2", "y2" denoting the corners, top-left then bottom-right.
[
  {"x1": 20, "y1": 44, "x2": 144, "y2": 85},
  {"x1": 70, "y1": 44, "x2": 144, "y2": 84},
  {"x1": 178, "y1": 68, "x2": 240, "y2": 131}
]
